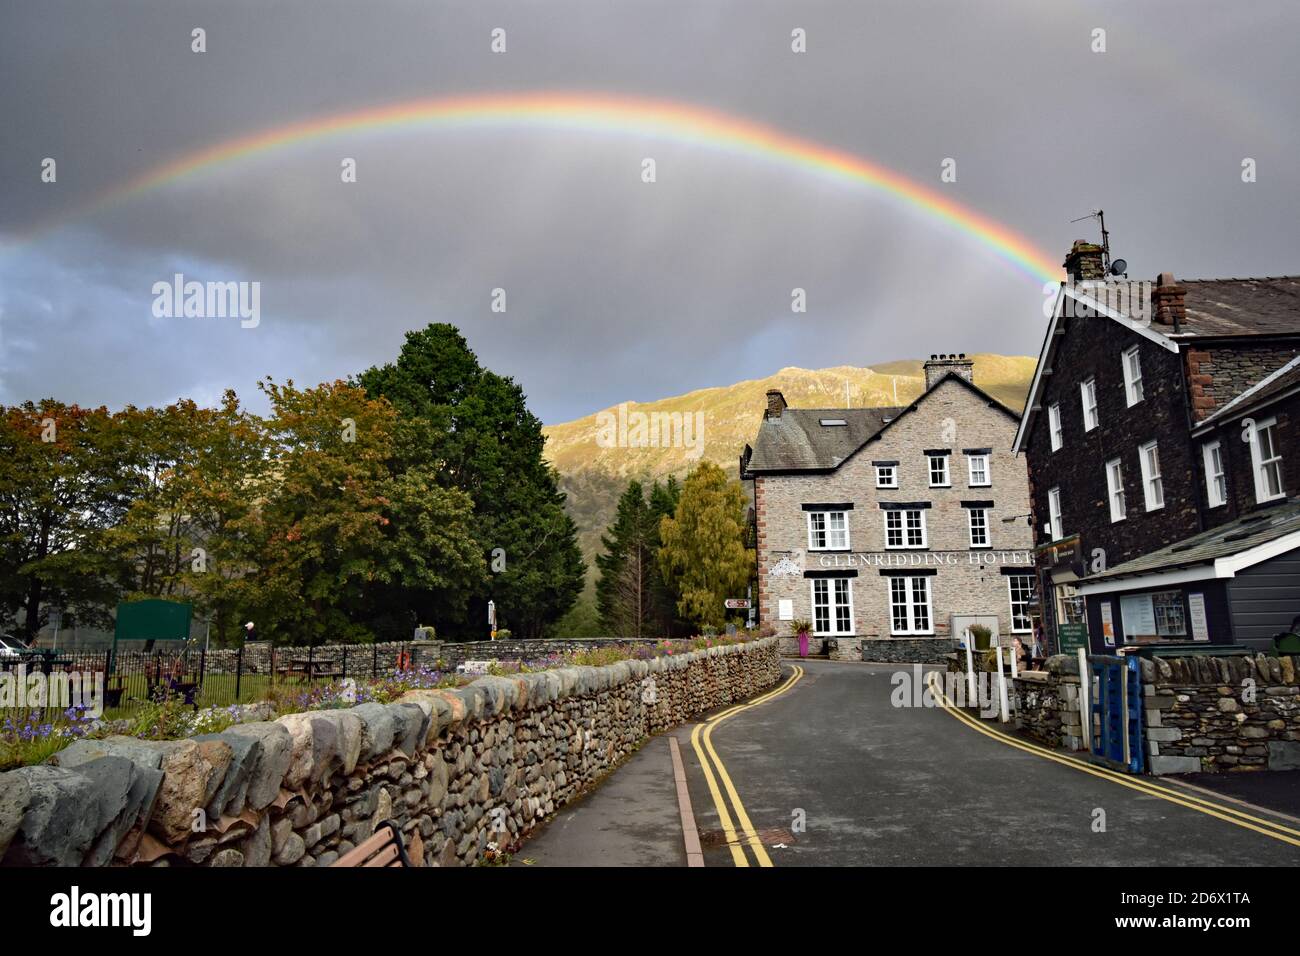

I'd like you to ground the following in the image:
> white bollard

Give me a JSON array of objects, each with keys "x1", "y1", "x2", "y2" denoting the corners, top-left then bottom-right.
[
  {"x1": 1077, "y1": 646, "x2": 1091, "y2": 751},
  {"x1": 964, "y1": 633, "x2": 977, "y2": 707},
  {"x1": 995, "y1": 645, "x2": 1010, "y2": 723},
  {"x1": 1009, "y1": 641, "x2": 1019, "y2": 678}
]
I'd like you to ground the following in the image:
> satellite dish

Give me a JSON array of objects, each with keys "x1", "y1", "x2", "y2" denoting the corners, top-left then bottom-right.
[{"x1": 1110, "y1": 258, "x2": 1128, "y2": 276}]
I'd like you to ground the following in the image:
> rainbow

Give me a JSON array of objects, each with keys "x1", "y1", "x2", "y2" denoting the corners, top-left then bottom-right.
[{"x1": 12, "y1": 91, "x2": 1062, "y2": 282}]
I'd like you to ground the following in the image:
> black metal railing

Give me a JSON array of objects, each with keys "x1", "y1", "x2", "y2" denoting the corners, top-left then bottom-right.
[{"x1": 0, "y1": 642, "x2": 424, "y2": 722}]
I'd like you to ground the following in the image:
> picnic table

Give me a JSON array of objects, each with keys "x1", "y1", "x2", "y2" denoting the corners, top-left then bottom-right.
[{"x1": 282, "y1": 656, "x2": 343, "y2": 679}]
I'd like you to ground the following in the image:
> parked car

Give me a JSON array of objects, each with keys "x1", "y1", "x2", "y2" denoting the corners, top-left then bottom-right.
[{"x1": 0, "y1": 634, "x2": 30, "y2": 660}]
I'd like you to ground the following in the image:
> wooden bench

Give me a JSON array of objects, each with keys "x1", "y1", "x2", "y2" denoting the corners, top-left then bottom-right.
[{"x1": 331, "y1": 819, "x2": 422, "y2": 868}]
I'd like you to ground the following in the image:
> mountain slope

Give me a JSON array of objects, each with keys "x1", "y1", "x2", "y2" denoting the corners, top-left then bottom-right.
[{"x1": 543, "y1": 354, "x2": 1036, "y2": 584}]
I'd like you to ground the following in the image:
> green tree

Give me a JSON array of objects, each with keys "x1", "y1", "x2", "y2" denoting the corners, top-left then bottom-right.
[
  {"x1": 357, "y1": 324, "x2": 584, "y2": 639},
  {"x1": 657, "y1": 462, "x2": 754, "y2": 630},
  {"x1": 250, "y1": 378, "x2": 484, "y2": 644},
  {"x1": 647, "y1": 477, "x2": 685, "y2": 636},
  {"x1": 595, "y1": 480, "x2": 661, "y2": 637},
  {"x1": 0, "y1": 402, "x2": 124, "y2": 640}
]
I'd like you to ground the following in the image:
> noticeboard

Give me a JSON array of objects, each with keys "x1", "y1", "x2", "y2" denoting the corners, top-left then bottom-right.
[
  {"x1": 1057, "y1": 622, "x2": 1089, "y2": 656},
  {"x1": 114, "y1": 599, "x2": 192, "y2": 647}
]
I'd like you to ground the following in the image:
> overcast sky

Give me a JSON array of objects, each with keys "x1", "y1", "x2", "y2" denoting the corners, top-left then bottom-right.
[{"x1": 2, "y1": 1, "x2": 1296, "y2": 423}]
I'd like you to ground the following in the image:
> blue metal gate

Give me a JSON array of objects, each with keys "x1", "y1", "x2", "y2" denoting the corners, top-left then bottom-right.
[{"x1": 1087, "y1": 654, "x2": 1144, "y2": 773}]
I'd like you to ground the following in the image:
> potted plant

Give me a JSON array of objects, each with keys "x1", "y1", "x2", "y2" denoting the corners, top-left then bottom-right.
[
  {"x1": 968, "y1": 624, "x2": 993, "y2": 652},
  {"x1": 790, "y1": 619, "x2": 813, "y2": 659}
]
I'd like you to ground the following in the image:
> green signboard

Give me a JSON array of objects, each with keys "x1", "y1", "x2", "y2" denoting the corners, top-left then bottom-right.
[
  {"x1": 1057, "y1": 622, "x2": 1089, "y2": 656},
  {"x1": 114, "y1": 599, "x2": 193, "y2": 649}
]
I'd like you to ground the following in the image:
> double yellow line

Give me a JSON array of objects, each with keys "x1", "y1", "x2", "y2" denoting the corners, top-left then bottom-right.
[
  {"x1": 926, "y1": 671, "x2": 1300, "y2": 849},
  {"x1": 689, "y1": 665, "x2": 804, "y2": 866}
]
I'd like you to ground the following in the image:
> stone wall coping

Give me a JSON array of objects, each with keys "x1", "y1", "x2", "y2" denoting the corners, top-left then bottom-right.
[
  {"x1": 1012, "y1": 671, "x2": 1049, "y2": 683},
  {"x1": 1, "y1": 637, "x2": 779, "y2": 867}
]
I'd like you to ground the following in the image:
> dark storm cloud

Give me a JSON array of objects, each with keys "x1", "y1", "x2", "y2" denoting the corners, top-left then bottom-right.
[{"x1": 2, "y1": 1, "x2": 1297, "y2": 421}]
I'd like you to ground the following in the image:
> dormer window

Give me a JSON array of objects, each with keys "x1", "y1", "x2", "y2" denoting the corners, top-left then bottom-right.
[{"x1": 1249, "y1": 417, "x2": 1285, "y2": 503}]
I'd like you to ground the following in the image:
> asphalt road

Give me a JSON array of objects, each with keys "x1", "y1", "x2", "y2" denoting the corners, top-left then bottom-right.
[
  {"x1": 687, "y1": 660, "x2": 1300, "y2": 866},
  {"x1": 514, "y1": 659, "x2": 1300, "y2": 866}
]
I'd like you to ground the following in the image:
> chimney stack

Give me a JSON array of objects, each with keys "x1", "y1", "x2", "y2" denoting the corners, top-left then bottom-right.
[
  {"x1": 923, "y1": 353, "x2": 974, "y2": 391},
  {"x1": 1063, "y1": 239, "x2": 1105, "y2": 280},
  {"x1": 765, "y1": 388, "x2": 787, "y2": 419},
  {"x1": 1150, "y1": 272, "x2": 1186, "y2": 329}
]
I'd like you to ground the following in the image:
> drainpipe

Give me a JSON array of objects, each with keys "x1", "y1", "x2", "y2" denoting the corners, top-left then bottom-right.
[{"x1": 1176, "y1": 345, "x2": 1208, "y2": 534}]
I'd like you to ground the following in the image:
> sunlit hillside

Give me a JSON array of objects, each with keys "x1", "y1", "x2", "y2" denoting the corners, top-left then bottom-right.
[{"x1": 543, "y1": 354, "x2": 1036, "y2": 585}]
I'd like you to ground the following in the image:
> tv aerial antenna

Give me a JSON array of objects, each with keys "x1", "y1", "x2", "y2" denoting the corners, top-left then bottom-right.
[{"x1": 1070, "y1": 209, "x2": 1127, "y2": 277}]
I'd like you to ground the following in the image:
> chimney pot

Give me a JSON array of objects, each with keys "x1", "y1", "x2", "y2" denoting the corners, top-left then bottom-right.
[{"x1": 922, "y1": 353, "x2": 975, "y2": 391}]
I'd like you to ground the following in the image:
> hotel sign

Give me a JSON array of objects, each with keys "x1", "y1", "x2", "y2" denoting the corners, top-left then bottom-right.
[
  {"x1": 815, "y1": 550, "x2": 1033, "y2": 569},
  {"x1": 1035, "y1": 535, "x2": 1081, "y2": 570}
]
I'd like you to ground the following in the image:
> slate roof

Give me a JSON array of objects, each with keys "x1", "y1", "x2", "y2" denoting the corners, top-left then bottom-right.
[
  {"x1": 745, "y1": 372, "x2": 1021, "y2": 474},
  {"x1": 744, "y1": 406, "x2": 904, "y2": 472},
  {"x1": 1081, "y1": 497, "x2": 1300, "y2": 585},
  {"x1": 1015, "y1": 274, "x2": 1300, "y2": 454},
  {"x1": 1174, "y1": 277, "x2": 1300, "y2": 338}
]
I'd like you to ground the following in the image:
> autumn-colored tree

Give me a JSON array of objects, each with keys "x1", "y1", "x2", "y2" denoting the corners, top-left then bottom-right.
[
  {"x1": 0, "y1": 402, "x2": 123, "y2": 640},
  {"x1": 249, "y1": 378, "x2": 484, "y2": 644},
  {"x1": 656, "y1": 462, "x2": 754, "y2": 630},
  {"x1": 94, "y1": 392, "x2": 274, "y2": 645}
]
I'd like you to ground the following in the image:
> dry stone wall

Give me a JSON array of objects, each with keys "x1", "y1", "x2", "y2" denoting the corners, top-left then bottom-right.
[
  {"x1": 0, "y1": 638, "x2": 780, "y2": 867},
  {"x1": 1012, "y1": 652, "x2": 1300, "y2": 775},
  {"x1": 1140, "y1": 652, "x2": 1300, "y2": 774}
]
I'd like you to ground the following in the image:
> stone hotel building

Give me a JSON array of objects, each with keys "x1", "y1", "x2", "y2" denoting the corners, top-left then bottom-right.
[{"x1": 741, "y1": 356, "x2": 1036, "y2": 662}]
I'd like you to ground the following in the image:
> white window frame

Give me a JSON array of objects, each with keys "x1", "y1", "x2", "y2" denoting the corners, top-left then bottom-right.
[
  {"x1": 968, "y1": 507, "x2": 990, "y2": 548},
  {"x1": 1105, "y1": 458, "x2": 1126, "y2": 522},
  {"x1": 1047, "y1": 487, "x2": 1062, "y2": 541},
  {"x1": 1081, "y1": 378, "x2": 1099, "y2": 431},
  {"x1": 806, "y1": 510, "x2": 849, "y2": 551},
  {"x1": 928, "y1": 454, "x2": 950, "y2": 487},
  {"x1": 810, "y1": 577, "x2": 855, "y2": 636},
  {"x1": 888, "y1": 575, "x2": 933, "y2": 635},
  {"x1": 875, "y1": 464, "x2": 898, "y2": 488},
  {"x1": 1203, "y1": 440, "x2": 1227, "y2": 508},
  {"x1": 1048, "y1": 403, "x2": 1062, "y2": 452},
  {"x1": 1123, "y1": 345, "x2": 1144, "y2": 407},
  {"x1": 1007, "y1": 574, "x2": 1035, "y2": 633},
  {"x1": 1139, "y1": 440, "x2": 1164, "y2": 511},
  {"x1": 967, "y1": 454, "x2": 991, "y2": 487},
  {"x1": 884, "y1": 509, "x2": 928, "y2": 549},
  {"x1": 1249, "y1": 417, "x2": 1285, "y2": 503}
]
